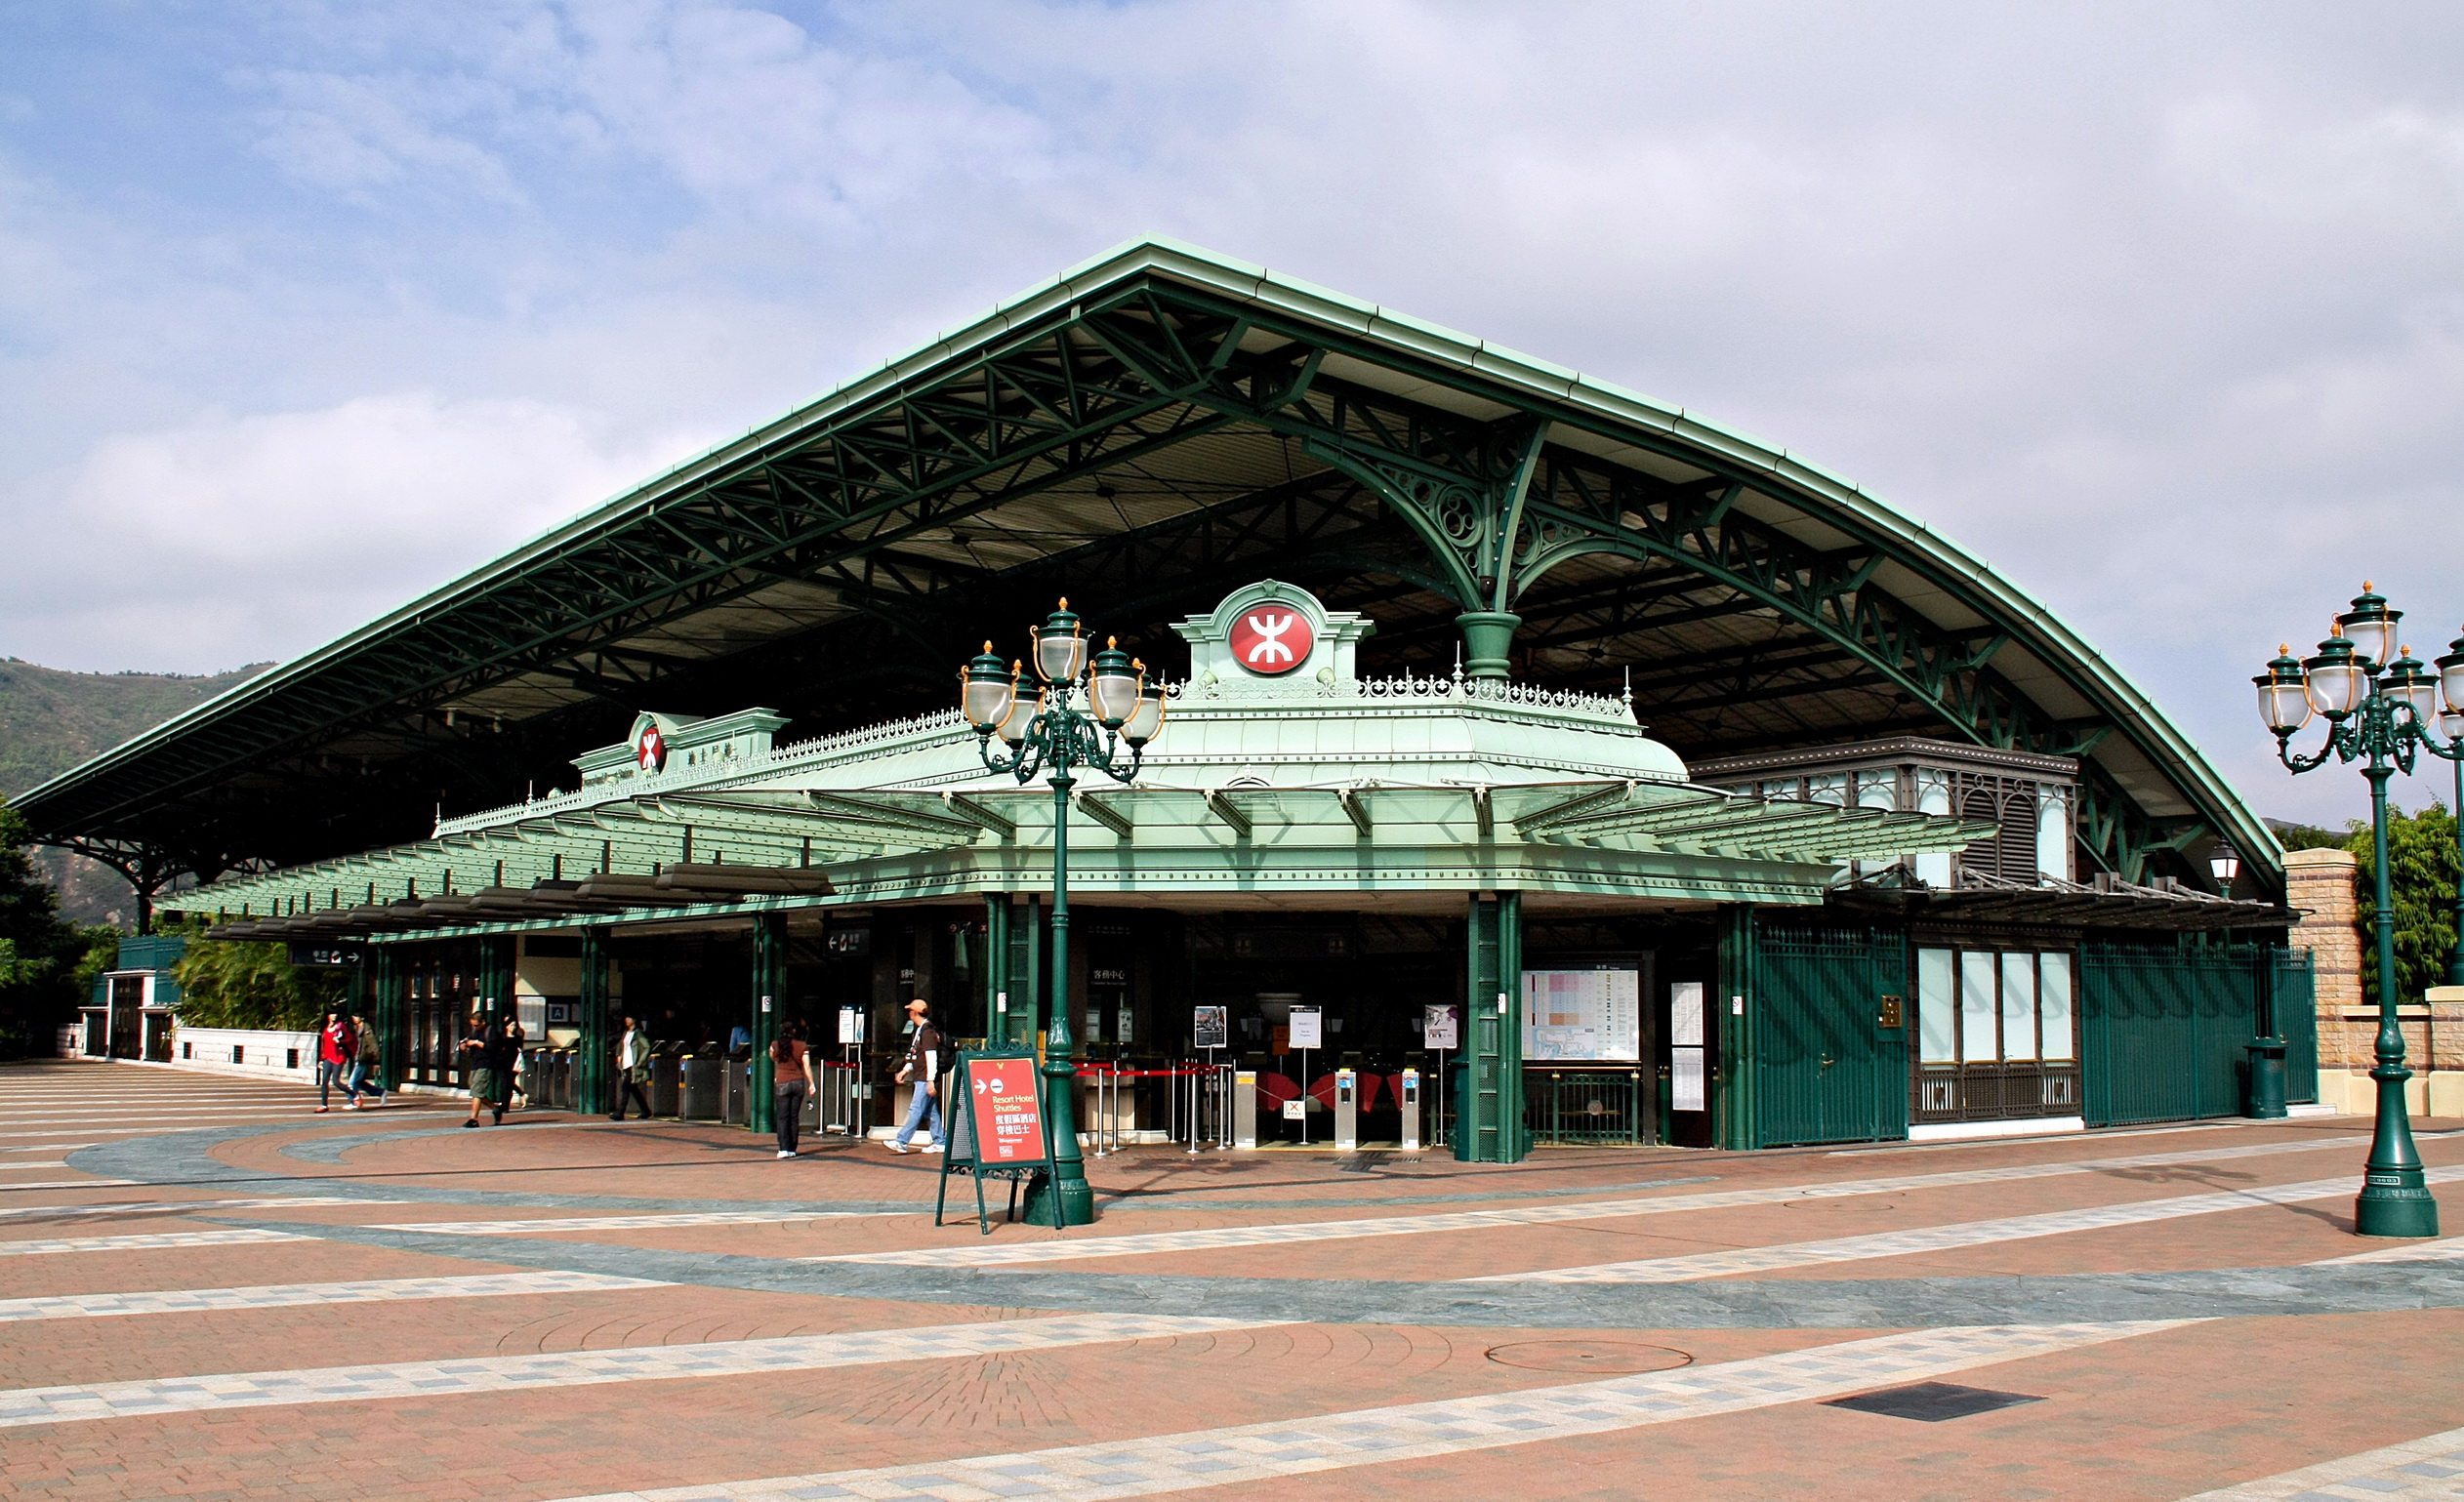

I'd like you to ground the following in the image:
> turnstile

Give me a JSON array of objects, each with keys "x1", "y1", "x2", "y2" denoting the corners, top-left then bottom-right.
[
  {"x1": 1399, "y1": 1068, "x2": 1421, "y2": 1151},
  {"x1": 1333, "y1": 1069, "x2": 1358, "y2": 1152},
  {"x1": 1233, "y1": 1069, "x2": 1257, "y2": 1149}
]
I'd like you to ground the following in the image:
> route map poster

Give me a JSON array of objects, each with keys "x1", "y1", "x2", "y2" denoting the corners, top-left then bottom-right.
[{"x1": 1521, "y1": 968, "x2": 1641, "y2": 1061}]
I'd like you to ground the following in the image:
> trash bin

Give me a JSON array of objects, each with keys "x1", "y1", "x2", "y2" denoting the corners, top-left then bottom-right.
[
  {"x1": 2246, "y1": 1038, "x2": 2288, "y2": 1119},
  {"x1": 723, "y1": 1059, "x2": 748, "y2": 1124}
]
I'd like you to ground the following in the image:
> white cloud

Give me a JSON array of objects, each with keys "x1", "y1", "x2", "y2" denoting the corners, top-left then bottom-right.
[
  {"x1": 3, "y1": 0, "x2": 2462, "y2": 832},
  {"x1": 0, "y1": 393, "x2": 700, "y2": 672}
]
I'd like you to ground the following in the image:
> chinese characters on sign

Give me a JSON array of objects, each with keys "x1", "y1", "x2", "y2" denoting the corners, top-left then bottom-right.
[{"x1": 971, "y1": 1057, "x2": 1047, "y2": 1164}]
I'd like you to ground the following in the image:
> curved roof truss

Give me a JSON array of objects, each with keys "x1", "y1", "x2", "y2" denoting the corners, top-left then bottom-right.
[{"x1": 13, "y1": 240, "x2": 2272, "y2": 896}]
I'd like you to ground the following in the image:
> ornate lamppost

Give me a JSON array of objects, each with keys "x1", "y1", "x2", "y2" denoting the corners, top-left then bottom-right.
[
  {"x1": 2258, "y1": 583, "x2": 2464, "y2": 1238},
  {"x1": 2443, "y1": 629, "x2": 2464, "y2": 989},
  {"x1": 961, "y1": 600, "x2": 1166, "y2": 1227}
]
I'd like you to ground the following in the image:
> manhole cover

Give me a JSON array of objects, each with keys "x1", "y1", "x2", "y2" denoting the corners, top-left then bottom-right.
[
  {"x1": 1821, "y1": 1382, "x2": 2043, "y2": 1422},
  {"x1": 1485, "y1": 1341, "x2": 1692, "y2": 1374}
]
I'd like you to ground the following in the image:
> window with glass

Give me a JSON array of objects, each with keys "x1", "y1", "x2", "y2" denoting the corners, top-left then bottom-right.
[{"x1": 1914, "y1": 946, "x2": 2078, "y2": 1121}]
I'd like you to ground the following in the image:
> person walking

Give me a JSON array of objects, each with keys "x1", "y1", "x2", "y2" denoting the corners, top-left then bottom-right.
[
  {"x1": 349, "y1": 1014, "x2": 385, "y2": 1107},
  {"x1": 770, "y1": 1021, "x2": 818, "y2": 1157},
  {"x1": 314, "y1": 1010, "x2": 357, "y2": 1113},
  {"x1": 611, "y1": 1016, "x2": 653, "y2": 1121},
  {"x1": 460, "y1": 1009, "x2": 507, "y2": 1127},
  {"x1": 888, "y1": 995, "x2": 945, "y2": 1155},
  {"x1": 500, "y1": 1010, "x2": 528, "y2": 1115}
]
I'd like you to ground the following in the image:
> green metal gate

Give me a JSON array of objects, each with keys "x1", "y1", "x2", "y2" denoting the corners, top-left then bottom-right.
[
  {"x1": 2080, "y1": 941, "x2": 2293, "y2": 1125},
  {"x1": 1752, "y1": 922, "x2": 1910, "y2": 1147}
]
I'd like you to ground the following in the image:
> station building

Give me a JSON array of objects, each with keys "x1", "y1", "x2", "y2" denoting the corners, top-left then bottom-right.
[{"x1": 16, "y1": 240, "x2": 2305, "y2": 1158}]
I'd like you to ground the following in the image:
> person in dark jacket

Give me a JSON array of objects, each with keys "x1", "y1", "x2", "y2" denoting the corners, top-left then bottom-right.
[
  {"x1": 460, "y1": 1010, "x2": 509, "y2": 1127},
  {"x1": 888, "y1": 995, "x2": 945, "y2": 1155}
]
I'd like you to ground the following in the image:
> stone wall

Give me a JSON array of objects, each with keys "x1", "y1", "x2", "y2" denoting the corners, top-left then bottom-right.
[
  {"x1": 2290, "y1": 845, "x2": 2464, "y2": 1116},
  {"x1": 2287, "y1": 849, "x2": 2366, "y2": 1069}
]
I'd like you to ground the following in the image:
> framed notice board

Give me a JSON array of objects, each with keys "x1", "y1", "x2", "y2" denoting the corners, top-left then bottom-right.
[{"x1": 936, "y1": 1048, "x2": 1067, "y2": 1235}]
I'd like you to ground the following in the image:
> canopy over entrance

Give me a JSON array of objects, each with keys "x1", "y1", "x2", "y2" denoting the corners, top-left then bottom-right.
[{"x1": 15, "y1": 239, "x2": 2273, "y2": 916}]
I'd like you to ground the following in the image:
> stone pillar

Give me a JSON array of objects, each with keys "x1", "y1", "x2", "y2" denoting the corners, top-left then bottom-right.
[
  {"x1": 2288, "y1": 847, "x2": 2463, "y2": 1116},
  {"x1": 2288, "y1": 849, "x2": 2365, "y2": 1113}
]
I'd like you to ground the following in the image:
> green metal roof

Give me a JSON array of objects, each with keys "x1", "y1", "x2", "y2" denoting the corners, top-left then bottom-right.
[{"x1": 19, "y1": 238, "x2": 2275, "y2": 898}]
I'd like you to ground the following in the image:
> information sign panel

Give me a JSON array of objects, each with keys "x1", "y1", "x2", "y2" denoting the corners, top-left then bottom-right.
[
  {"x1": 1423, "y1": 1004, "x2": 1459, "y2": 1049},
  {"x1": 934, "y1": 1048, "x2": 1064, "y2": 1236},
  {"x1": 838, "y1": 1006, "x2": 865, "y2": 1045},
  {"x1": 1193, "y1": 1005, "x2": 1229, "y2": 1050},
  {"x1": 1669, "y1": 981, "x2": 1707, "y2": 1115},
  {"x1": 1671, "y1": 1049, "x2": 1706, "y2": 1112},
  {"x1": 1521, "y1": 969, "x2": 1641, "y2": 1061},
  {"x1": 1669, "y1": 982, "x2": 1705, "y2": 1046},
  {"x1": 1288, "y1": 1006, "x2": 1323, "y2": 1049}
]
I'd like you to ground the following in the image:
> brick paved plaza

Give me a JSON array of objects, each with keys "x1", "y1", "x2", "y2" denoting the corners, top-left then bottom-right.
[{"x1": 4, "y1": 1060, "x2": 2462, "y2": 1502}]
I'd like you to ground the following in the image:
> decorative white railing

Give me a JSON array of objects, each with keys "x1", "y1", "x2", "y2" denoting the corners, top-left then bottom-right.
[
  {"x1": 436, "y1": 675, "x2": 1632, "y2": 837},
  {"x1": 1173, "y1": 670, "x2": 1634, "y2": 720}
]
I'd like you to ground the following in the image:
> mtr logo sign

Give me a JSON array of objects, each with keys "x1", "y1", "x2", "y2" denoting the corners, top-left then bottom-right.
[{"x1": 1229, "y1": 607, "x2": 1312, "y2": 675}]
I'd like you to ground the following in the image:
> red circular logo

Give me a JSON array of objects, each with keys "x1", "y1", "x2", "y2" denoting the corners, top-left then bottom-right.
[
  {"x1": 637, "y1": 725, "x2": 666, "y2": 771},
  {"x1": 1229, "y1": 606, "x2": 1313, "y2": 675}
]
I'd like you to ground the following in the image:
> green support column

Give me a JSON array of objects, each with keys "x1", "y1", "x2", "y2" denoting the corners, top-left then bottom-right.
[
  {"x1": 1456, "y1": 893, "x2": 1489, "y2": 1158},
  {"x1": 577, "y1": 927, "x2": 610, "y2": 1116},
  {"x1": 479, "y1": 935, "x2": 514, "y2": 1020},
  {"x1": 372, "y1": 947, "x2": 405, "y2": 1092},
  {"x1": 1020, "y1": 892, "x2": 1043, "y2": 1050},
  {"x1": 751, "y1": 912, "x2": 785, "y2": 1133},
  {"x1": 983, "y1": 892, "x2": 1011, "y2": 1046},
  {"x1": 1458, "y1": 892, "x2": 1526, "y2": 1162},
  {"x1": 1456, "y1": 612, "x2": 1522, "y2": 682},
  {"x1": 1715, "y1": 905, "x2": 1758, "y2": 1150},
  {"x1": 1498, "y1": 889, "x2": 1525, "y2": 1161}
]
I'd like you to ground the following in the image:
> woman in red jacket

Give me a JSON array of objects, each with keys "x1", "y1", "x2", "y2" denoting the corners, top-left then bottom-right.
[{"x1": 314, "y1": 1010, "x2": 359, "y2": 1113}]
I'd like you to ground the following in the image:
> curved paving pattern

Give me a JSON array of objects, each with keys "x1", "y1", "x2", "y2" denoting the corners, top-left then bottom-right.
[{"x1": 6, "y1": 1059, "x2": 2462, "y2": 1502}]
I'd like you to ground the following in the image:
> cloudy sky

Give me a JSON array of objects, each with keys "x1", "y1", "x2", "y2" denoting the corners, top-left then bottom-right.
[{"x1": 4, "y1": 1, "x2": 2461, "y2": 827}]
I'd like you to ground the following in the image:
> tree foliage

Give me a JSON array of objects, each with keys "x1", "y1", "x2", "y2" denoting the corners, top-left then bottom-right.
[
  {"x1": 0, "y1": 803, "x2": 86, "y2": 1058},
  {"x1": 165, "y1": 916, "x2": 340, "y2": 1030},
  {"x1": 2348, "y1": 798, "x2": 2461, "y2": 1002}
]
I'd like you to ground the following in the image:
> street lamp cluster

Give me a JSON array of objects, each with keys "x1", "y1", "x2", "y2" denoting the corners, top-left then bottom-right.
[
  {"x1": 959, "y1": 599, "x2": 1167, "y2": 1225},
  {"x1": 2259, "y1": 583, "x2": 2464, "y2": 1238}
]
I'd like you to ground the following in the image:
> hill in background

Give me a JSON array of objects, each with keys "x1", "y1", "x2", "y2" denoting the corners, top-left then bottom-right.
[{"x1": 1, "y1": 657, "x2": 272, "y2": 926}]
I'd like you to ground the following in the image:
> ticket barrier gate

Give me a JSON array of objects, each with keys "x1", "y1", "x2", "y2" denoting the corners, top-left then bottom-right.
[
  {"x1": 1233, "y1": 1069, "x2": 1257, "y2": 1149},
  {"x1": 1399, "y1": 1068, "x2": 1421, "y2": 1151},
  {"x1": 1333, "y1": 1069, "x2": 1358, "y2": 1152}
]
